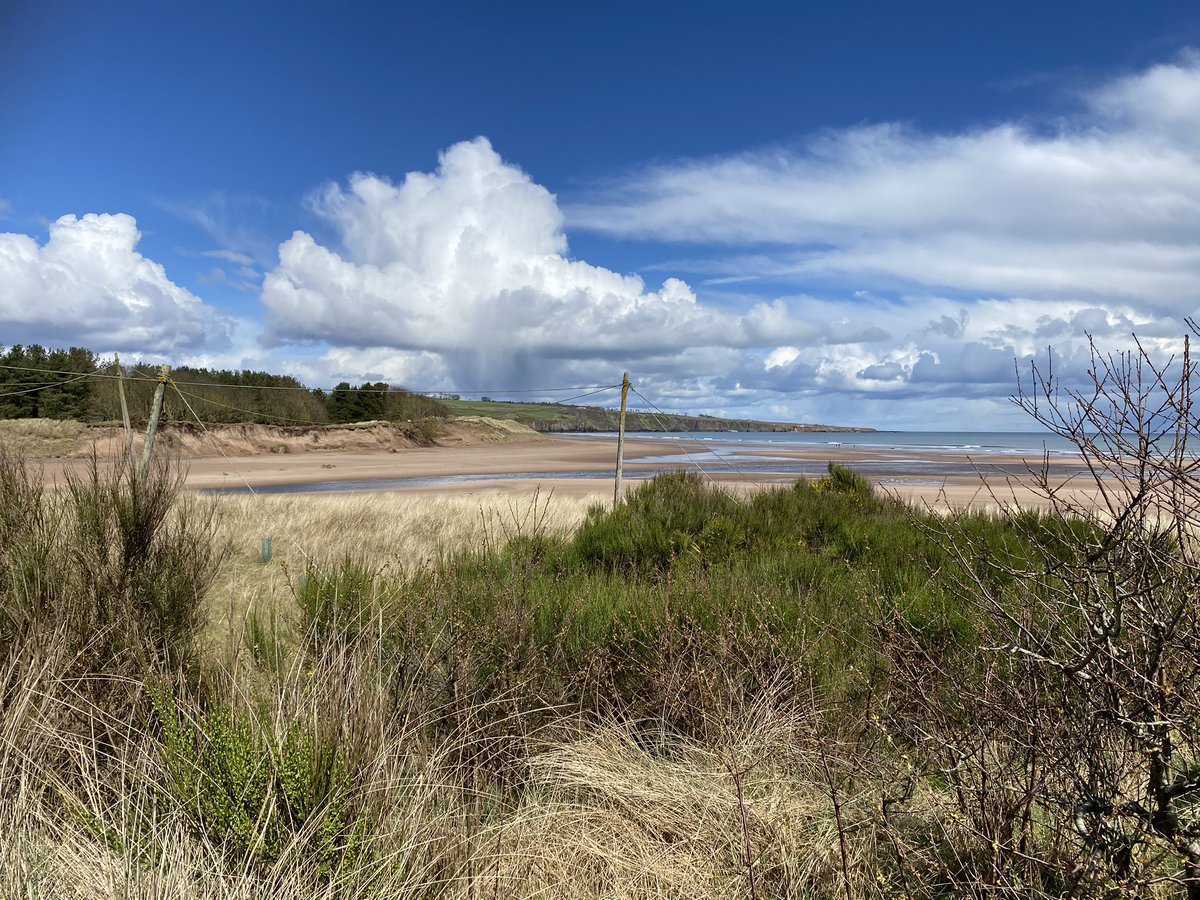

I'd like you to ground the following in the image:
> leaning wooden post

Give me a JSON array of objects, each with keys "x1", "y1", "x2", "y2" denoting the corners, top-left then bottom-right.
[
  {"x1": 139, "y1": 364, "x2": 171, "y2": 476},
  {"x1": 613, "y1": 372, "x2": 631, "y2": 507},
  {"x1": 114, "y1": 354, "x2": 134, "y2": 461}
]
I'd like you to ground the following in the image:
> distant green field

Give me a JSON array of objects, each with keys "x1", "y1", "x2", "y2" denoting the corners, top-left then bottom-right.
[
  {"x1": 442, "y1": 398, "x2": 870, "y2": 433},
  {"x1": 443, "y1": 399, "x2": 571, "y2": 422}
]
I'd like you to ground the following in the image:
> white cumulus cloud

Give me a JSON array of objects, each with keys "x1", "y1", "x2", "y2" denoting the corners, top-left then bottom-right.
[
  {"x1": 253, "y1": 57, "x2": 1200, "y2": 428},
  {"x1": 0, "y1": 212, "x2": 228, "y2": 353},
  {"x1": 261, "y1": 137, "x2": 866, "y2": 391}
]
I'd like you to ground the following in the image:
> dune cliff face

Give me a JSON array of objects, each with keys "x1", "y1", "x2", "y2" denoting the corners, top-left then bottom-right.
[{"x1": 4, "y1": 417, "x2": 541, "y2": 460}]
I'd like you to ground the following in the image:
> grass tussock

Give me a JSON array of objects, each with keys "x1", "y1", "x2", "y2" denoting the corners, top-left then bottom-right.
[{"x1": 3, "y1": 453, "x2": 1198, "y2": 898}]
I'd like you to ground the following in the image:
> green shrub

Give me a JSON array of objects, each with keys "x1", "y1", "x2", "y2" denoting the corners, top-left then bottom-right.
[
  {"x1": 401, "y1": 416, "x2": 445, "y2": 445},
  {"x1": 151, "y1": 688, "x2": 372, "y2": 878},
  {"x1": 570, "y1": 471, "x2": 744, "y2": 572},
  {"x1": 296, "y1": 560, "x2": 385, "y2": 650},
  {"x1": 0, "y1": 451, "x2": 221, "y2": 681},
  {"x1": 813, "y1": 462, "x2": 875, "y2": 499},
  {"x1": 272, "y1": 471, "x2": 1073, "y2": 753},
  {"x1": 65, "y1": 455, "x2": 221, "y2": 672}
]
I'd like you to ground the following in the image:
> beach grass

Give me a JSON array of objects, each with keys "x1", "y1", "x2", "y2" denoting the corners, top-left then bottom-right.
[
  {"x1": 3, "y1": 448, "x2": 1195, "y2": 898},
  {"x1": 205, "y1": 489, "x2": 601, "y2": 651},
  {"x1": 0, "y1": 417, "x2": 90, "y2": 458}
]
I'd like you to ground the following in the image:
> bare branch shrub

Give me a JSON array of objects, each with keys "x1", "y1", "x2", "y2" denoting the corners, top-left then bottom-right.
[{"x1": 889, "y1": 325, "x2": 1200, "y2": 897}]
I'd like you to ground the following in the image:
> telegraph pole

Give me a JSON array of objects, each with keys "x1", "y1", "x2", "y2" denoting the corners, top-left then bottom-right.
[
  {"x1": 613, "y1": 372, "x2": 631, "y2": 507},
  {"x1": 139, "y1": 364, "x2": 171, "y2": 476},
  {"x1": 114, "y1": 354, "x2": 133, "y2": 461}
]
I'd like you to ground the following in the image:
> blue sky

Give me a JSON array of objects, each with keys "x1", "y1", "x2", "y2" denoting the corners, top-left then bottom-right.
[{"x1": 3, "y1": 1, "x2": 1200, "y2": 428}]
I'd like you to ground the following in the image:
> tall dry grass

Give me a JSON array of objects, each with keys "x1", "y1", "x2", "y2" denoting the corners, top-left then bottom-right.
[
  {"x1": 1, "y1": 650, "x2": 900, "y2": 900},
  {"x1": 0, "y1": 417, "x2": 89, "y2": 458},
  {"x1": 213, "y1": 488, "x2": 599, "y2": 569},
  {"x1": 205, "y1": 489, "x2": 601, "y2": 653},
  {"x1": 5, "y1": 456, "x2": 1157, "y2": 898}
]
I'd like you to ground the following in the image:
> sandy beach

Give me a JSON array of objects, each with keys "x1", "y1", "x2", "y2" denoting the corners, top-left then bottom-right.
[{"x1": 29, "y1": 430, "x2": 1098, "y2": 511}]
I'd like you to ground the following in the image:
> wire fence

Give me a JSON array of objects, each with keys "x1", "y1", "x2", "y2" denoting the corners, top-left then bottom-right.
[{"x1": 3, "y1": 363, "x2": 762, "y2": 495}]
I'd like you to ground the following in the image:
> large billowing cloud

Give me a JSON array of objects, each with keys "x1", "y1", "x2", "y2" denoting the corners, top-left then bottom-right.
[
  {"x1": 261, "y1": 58, "x2": 1200, "y2": 428},
  {"x1": 261, "y1": 139, "x2": 880, "y2": 393},
  {"x1": 0, "y1": 213, "x2": 228, "y2": 353},
  {"x1": 258, "y1": 142, "x2": 1021, "y2": 428}
]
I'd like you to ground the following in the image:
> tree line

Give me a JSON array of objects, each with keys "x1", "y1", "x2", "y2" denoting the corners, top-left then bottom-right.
[{"x1": 0, "y1": 344, "x2": 450, "y2": 426}]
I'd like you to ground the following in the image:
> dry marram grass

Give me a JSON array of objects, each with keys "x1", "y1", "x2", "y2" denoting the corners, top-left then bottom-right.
[
  {"x1": 205, "y1": 490, "x2": 602, "y2": 642},
  {"x1": 213, "y1": 488, "x2": 599, "y2": 566},
  {"x1": 0, "y1": 418, "x2": 89, "y2": 457}
]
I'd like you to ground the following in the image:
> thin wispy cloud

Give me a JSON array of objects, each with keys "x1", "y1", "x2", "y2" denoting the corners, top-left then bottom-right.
[
  {"x1": 158, "y1": 192, "x2": 279, "y2": 269},
  {"x1": 202, "y1": 248, "x2": 255, "y2": 266},
  {"x1": 568, "y1": 55, "x2": 1200, "y2": 316},
  {"x1": 198, "y1": 248, "x2": 261, "y2": 292}
]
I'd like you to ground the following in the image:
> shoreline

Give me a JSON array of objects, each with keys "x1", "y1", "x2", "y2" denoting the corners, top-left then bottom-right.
[{"x1": 31, "y1": 432, "x2": 1095, "y2": 510}]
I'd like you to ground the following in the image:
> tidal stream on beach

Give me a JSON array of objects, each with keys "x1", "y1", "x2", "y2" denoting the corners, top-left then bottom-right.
[{"x1": 207, "y1": 431, "x2": 1090, "y2": 496}]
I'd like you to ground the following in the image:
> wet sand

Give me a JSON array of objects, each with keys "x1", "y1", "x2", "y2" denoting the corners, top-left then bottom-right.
[
  {"x1": 180, "y1": 436, "x2": 679, "y2": 490},
  {"x1": 36, "y1": 434, "x2": 1096, "y2": 510},
  {"x1": 188, "y1": 435, "x2": 1094, "y2": 510}
]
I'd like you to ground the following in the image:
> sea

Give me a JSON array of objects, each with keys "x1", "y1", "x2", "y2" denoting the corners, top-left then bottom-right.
[
  {"x1": 213, "y1": 430, "x2": 1083, "y2": 495},
  {"x1": 607, "y1": 430, "x2": 1079, "y2": 456},
  {"x1": 566, "y1": 430, "x2": 1084, "y2": 490}
]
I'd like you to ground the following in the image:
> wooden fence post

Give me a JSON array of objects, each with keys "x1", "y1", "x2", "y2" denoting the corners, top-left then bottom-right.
[
  {"x1": 614, "y1": 372, "x2": 631, "y2": 507},
  {"x1": 138, "y1": 364, "x2": 170, "y2": 476},
  {"x1": 114, "y1": 354, "x2": 133, "y2": 461}
]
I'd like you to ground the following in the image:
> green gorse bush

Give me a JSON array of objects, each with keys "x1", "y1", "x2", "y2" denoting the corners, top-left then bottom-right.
[{"x1": 151, "y1": 687, "x2": 372, "y2": 878}]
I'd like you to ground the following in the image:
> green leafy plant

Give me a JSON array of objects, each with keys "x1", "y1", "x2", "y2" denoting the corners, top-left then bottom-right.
[{"x1": 151, "y1": 687, "x2": 373, "y2": 879}]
